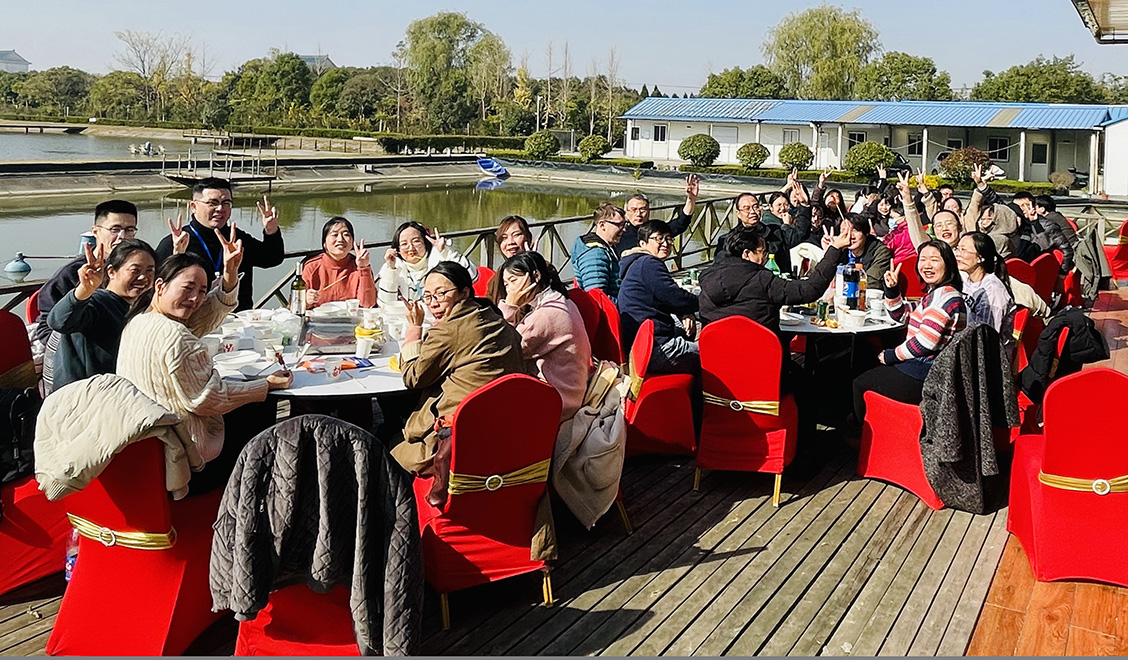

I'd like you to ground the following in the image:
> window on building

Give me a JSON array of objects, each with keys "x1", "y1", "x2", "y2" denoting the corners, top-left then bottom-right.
[
  {"x1": 907, "y1": 133, "x2": 923, "y2": 156},
  {"x1": 1032, "y1": 143, "x2": 1049, "y2": 165},
  {"x1": 630, "y1": 126, "x2": 640, "y2": 141},
  {"x1": 883, "y1": 136, "x2": 891, "y2": 147},
  {"x1": 783, "y1": 128, "x2": 800, "y2": 144},
  {"x1": 654, "y1": 125, "x2": 667, "y2": 142},
  {"x1": 947, "y1": 138, "x2": 964, "y2": 150},
  {"x1": 988, "y1": 137, "x2": 1010, "y2": 161},
  {"x1": 848, "y1": 131, "x2": 867, "y2": 148}
]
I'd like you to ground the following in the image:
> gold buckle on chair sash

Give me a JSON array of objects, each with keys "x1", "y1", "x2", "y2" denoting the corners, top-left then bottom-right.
[
  {"x1": 67, "y1": 514, "x2": 177, "y2": 550},
  {"x1": 448, "y1": 458, "x2": 552, "y2": 496},
  {"x1": 703, "y1": 392, "x2": 779, "y2": 416},
  {"x1": 1119, "y1": 235, "x2": 1128, "y2": 245},
  {"x1": 1038, "y1": 471, "x2": 1128, "y2": 496}
]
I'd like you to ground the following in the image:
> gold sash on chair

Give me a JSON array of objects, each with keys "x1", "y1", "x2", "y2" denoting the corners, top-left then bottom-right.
[
  {"x1": 1038, "y1": 471, "x2": 1128, "y2": 496},
  {"x1": 1119, "y1": 235, "x2": 1128, "y2": 245},
  {"x1": 702, "y1": 392, "x2": 780, "y2": 416},
  {"x1": 447, "y1": 458, "x2": 552, "y2": 496},
  {"x1": 67, "y1": 513, "x2": 177, "y2": 550}
]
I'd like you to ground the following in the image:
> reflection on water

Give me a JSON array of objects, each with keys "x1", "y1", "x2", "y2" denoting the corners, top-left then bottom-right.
[{"x1": 0, "y1": 131, "x2": 208, "y2": 162}]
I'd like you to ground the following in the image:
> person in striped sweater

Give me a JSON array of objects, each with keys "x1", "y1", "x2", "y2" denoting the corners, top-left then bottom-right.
[{"x1": 852, "y1": 240, "x2": 967, "y2": 422}]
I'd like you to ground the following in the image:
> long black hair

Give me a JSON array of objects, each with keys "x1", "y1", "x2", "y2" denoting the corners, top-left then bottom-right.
[
  {"x1": 964, "y1": 231, "x2": 1011, "y2": 294},
  {"x1": 918, "y1": 239, "x2": 963, "y2": 293},
  {"x1": 500, "y1": 250, "x2": 567, "y2": 297},
  {"x1": 392, "y1": 221, "x2": 431, "y2": 257},
  {"x1": 126, "y1": 253, "x2": 211, "y2": 322}
]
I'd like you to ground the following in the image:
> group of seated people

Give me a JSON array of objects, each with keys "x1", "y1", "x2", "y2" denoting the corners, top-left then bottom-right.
[{"x1": 33, "y1": 167, "x2": 1076, "y2": 499}]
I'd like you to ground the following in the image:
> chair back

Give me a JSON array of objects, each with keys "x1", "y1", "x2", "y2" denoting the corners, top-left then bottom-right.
[
  {"x1": 628, "y1": 319, "x2": 658, "y2": 398},
  {"x1": 895, "y1": 253, "x2": 925, "y2": 300},
  {"x1": 65, "y1": 438, "x2": 171, "y2": 534},
  {"x1": 1065, "y1": 216, "x2": 1080, "y2": 232},
  {"x1": 1062, "y1": 270, "x2": 1082, "y2": 307},
  {"x1": 589, "y1": 288, "x2": 624, "y2": 364},
  {"x1": 445, "y1": 374, "x2": 561, "y2": 516},
  {"x1": 565, "y1": 287, "x2": 601, "y2": 350},
  {"x1": 26, "y1": 290, "x2": 40, "y2": 325},
  {"x1": 1006, "y1": 258, "x2": 1037, "y2": 288},
  {"x1": 473, "y1": 266, "x2": 495, "y2": 298},
  {"x1": 700, "y1": 316, "x2": 782, "y2": 408},
  {"x1": 0, "y1": 309, "x2": 33, "y2": 377},
  {"x1": 1011, "y1": 307, "x2": 1032, "y2": 372},
  {"x1": 1031, "y1": 252, "x2": 1059, "y2": 304},
  {"x1": 1041, "y1": 368, "x2": 1128, "y2": 482}
]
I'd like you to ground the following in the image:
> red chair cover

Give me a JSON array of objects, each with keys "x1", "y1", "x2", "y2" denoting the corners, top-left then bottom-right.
[
  {"x1": 1065, "y1": 216, "x2": 1080, "y2": 232},
  {"x1": 1103, "y1": 218, "x2": 1128, "y2": 280},
  {"x1": 1030, "y1": 252, "x2": 1059, "y2": 305},
  {"x1": 1008, "y1": 368, "x2": 1128, "y2": 587},
  {"x1": 473, "y1": 266, "x2": 495, "y2": 298},
  {"x1": 588, "y1": 288, "x2": 625, "y2": 364},
  {"x1": 25, "y1": 290, "x2": 40, "y2": 326},
  {"x1": 46, "y1": 439, "x2": 224, "y2": 656},
  {"x1": 697, "y1": 317, "x2": 797, "y2": 474},
  {"x1": 0, "y1": 309, "x2": 32, "y2": 377},
  {"x1": 857, "y1": 392, "x2": 945, "y2": 510},
  {"x1": 414, "y1": 374, "x2": 561, "y2": 596},
  {"x1": 235, "y1": 584, "x2": 359, "y2": 656},
  {"x1": 624, "y1": 319, "x2": 696, "y2": 457},
  {"x1": 1006, "y1": 258, "x2": 1037, "y2": 289},
  {"x1": 1062, "y1": 269, "x2": 1082, "y2": 308},
  {"x1": 895, "y1": 254, "x2": 925, "y2": 300},
  {"x1": 0, "y1": 476, "x2": 70, "y2": 596},
  {"x1": 565, "y1": 288, "x2": 605, "y2": 360}
]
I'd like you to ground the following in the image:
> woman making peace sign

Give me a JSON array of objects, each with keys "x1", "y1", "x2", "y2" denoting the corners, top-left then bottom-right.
[
  {"x1": 377, "y1": 221, "x2": 477, "y2": 310},
  {"x1": 301, "y1": 217, "x2": 377, "y2": 308}
]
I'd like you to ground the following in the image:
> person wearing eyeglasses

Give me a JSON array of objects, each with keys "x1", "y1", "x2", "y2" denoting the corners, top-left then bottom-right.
[
  {"x1": 155, "y1": 177, "x2": 285, "y2": 312},
  {"x1": 571, "y1": 202, "x2": 627, "y2": 301},
  {"x1": 376, "y1": 220, "x2": 476, "y2": 311},
  {"x1": 389, "y1": 261, "x2": 525, "y2": 498},
  {"x1": 33, "y1": 199, "x2": 140, "y2": 345}
]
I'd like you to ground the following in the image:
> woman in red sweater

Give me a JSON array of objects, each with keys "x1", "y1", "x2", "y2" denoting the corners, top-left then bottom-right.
[{"x1": 302, "y1": 216, "x2": 376, "y2": 308}]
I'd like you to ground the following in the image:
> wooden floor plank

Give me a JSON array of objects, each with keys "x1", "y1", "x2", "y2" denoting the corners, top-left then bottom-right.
[
  {"x1": 984, "y1": 536, "x2": 1037, "y2": 612},
  {"x1": 2, "y1": 629, "x2": 51, "y2": 656},
  {"x1": 1013, "y1": 582, "x2": 1075, "y2": 657},
  {"x1": 598, "y1": 452, "x2": 851, "y2": 657},
  {"x1": 0, "y1": 599, "x2": 61, "y2": 654},
  {"x1": 1067, "y1": 626, "x2": 1123, "y2": 656},
  {"x1": 966, "y1": 603, "x2": 1024, "y2": 656},
  {"x1": 936, "y1": 508, "x2": 1011, "y2": 656},
  {"x1": 0, "y1": 597, "x2": 60, "y2": 642},
  {"x1": 1071, "y1": 583, "x2": 1123, "y2": 637}
]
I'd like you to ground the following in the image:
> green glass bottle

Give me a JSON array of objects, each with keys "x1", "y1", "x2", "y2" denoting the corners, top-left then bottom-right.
[{"x1": 766, "y1": 253, "x2": 782, "y2": 277}]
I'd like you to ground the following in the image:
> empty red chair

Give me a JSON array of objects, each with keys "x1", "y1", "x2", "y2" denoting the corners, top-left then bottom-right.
[
  {"x1": 1062, "y1": 269, "x2": 1082, "y2": 308},
  {"x1": 413, "y1": 374, "x2": 562, "y2": 629},
  {"x1": 696, "y1": 317, "x2": 798, "y2": 507},
  {"x1": 234, "y1": 584, "x2": 359, "y2": 656},
  {"x1": 1006, "y1": 258, "x2": 1037, "y2": 289},
  {"x1": 588, "y1": 288, "x2": 625, "y2": 364},
  {"x1": 565, "y1": 287, "x2": 603, "y2": 357},
  {"x1": 623, "y1": 320, "x2": 697, "y2": 457},
  {"x1": 1103, "y1": 218, "x2": 1128, "y2": 280},
  {"x1": 857, "y1": 392, "x2": 945, "y2": 510},
  {"x1": 473, "y1": 266, "x2": 495, "y2": 297},
  {"x1": 1031, "y1": 252, "x2": 1060, "y2": 305},
  {"x1": 1009, "y1": 368, "x2": 1128, "y2": 587},
  {"x1": 0, "y1": 309, "x2": 32, "y2": 379},
  {"x1": 46, "y1": 439, "x2": 224, "y2": 655},
  {"x1": 895, "y1": 253, "x2": 924, "y2": 300},
  {"x1": 26, "y1": 289, "x2": 40, "y2": 325}
]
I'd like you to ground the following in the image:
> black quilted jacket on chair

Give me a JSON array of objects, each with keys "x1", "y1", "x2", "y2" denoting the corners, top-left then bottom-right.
[{"x1": 209, "y1": 414, "x2": 423, "y2": 656}]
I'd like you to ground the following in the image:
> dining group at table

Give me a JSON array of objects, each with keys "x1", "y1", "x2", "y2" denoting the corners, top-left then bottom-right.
[{"x1": 29, "y1": 164, "x2": 1051, "y2": 501}]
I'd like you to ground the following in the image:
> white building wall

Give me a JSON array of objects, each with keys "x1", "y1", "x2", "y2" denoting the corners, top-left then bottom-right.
[
  {"x1": 0, "y1": 62, "x2": 28, "y2": 73},
  {"x1": 1103, "y1": 123, "x2": 1128, "y2": 196}
]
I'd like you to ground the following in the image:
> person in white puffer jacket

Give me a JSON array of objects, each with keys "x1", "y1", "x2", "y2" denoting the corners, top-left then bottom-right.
[{"x1": 376, "y1": 221, "x2": 476, "y2": 310}]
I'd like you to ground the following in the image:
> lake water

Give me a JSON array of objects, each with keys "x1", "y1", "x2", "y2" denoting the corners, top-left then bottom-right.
[{"x1": 0, "y1": 130, "x2": 208, "y2": 162}]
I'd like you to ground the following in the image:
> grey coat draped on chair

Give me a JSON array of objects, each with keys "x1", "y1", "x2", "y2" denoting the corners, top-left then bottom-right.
[
  {"x1": 919, "y1": 325, "x2": 1021, "y2": 514},
  {"x1": 209, "y1": 415, "x2": 423, "y2": 656}
]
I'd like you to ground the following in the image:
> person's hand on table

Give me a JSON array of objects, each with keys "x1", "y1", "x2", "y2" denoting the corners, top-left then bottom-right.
[{"x1": 266, "y1": 369, "x2": 293, "y2": 390}]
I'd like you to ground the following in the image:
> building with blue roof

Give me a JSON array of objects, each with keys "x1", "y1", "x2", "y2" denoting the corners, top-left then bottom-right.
[{"x1": 621, "y1": 97, "x2": 1128, "y2": 194}]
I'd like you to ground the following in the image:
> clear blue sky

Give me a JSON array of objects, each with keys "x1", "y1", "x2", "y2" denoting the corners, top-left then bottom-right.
[{"x1": 3, "y1": 0, "x2": 1124, "y2": 92}]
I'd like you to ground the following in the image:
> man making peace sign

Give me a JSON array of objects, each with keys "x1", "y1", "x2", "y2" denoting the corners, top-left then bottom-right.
[{"x1": 155, "y1": 177, "x2": 285, "y2": 311}]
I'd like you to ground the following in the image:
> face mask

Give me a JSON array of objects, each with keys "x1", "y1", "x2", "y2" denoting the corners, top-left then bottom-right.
[{"x1": 887, "y1": 217, "x2": 901, "y2": 231}]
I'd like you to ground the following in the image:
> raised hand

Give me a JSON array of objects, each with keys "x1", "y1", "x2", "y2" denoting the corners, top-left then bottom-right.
[
  {"x1": 915, "y1": 168, "x2": 929, "y2": 194},
  {"x1": 75, "y1": 242, "x2": 105, "y2": 300},
  {"x1": 426, "y1": 227, "x2": 450, "y2": 253},
  {"x1": 971, "y1": 163, "x2": 983, "y2": 187},
  {"x1": 896, "y1": 171, "x2": 912, "y2": 199},
  {"x1": 685, "y1": 173, "x2": 699, "y2": 200},
  {"x1": 215, "y1": 221, "x2": 244, "y2": 289},
  {"x1": 404, "y1": 298, "x2": 426, "y2": 327},
  {"x1": 383, "y1": 248, "x2": 398, "y2": 269},
  {"x1": 821, "y1": 225, "x2": 833, "y2": 249},
  {"x1": 168, "y1": 213, "x2": 189, "y2": 255},
  {"x1": 354, "y1": 238, "x2": 370, "y2": 269},
  {"x1": 819, "y1": 166, "x2": 833, "y2": 188},
  {"x1": 829, "y1": 220, "x2": 852, "y2": 250},
  {"x1": 504, "y1": 274, "x2": 538, "y2": 309},
  {"x1": 256, "y1": 195, "x2": 279, "y2": 235},
  {"x1": 877, "y1": 164, "x2": 887, "y2": 180},
  {"x1": 883, "y1": 261, "x2": 903, "y2": 290}
]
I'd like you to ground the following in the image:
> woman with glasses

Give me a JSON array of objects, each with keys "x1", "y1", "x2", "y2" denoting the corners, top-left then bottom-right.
[
  {"x1": 389, "y1": 262, "x2": 525, "y2": 494},
  {"x1": 955, "y1": 232, "x2": 1015, "y2": 337},
  {"x1": 376, "y1": 221, "x2": 476, "y2": 311}
]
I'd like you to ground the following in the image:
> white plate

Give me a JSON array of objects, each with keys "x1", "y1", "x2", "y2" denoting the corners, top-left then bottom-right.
[
  {"x1": 239, "y1": 362, "x2": 282, "y2": 378},
  {"x1": 212, "y1": 350, "x2": 261, "y2": 368},
  {"x1": 779, "y1": 311, "x2": 805, "y2": 326}
]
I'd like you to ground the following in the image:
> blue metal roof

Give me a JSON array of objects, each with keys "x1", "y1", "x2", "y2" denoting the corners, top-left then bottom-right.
[{"x1": 621, "y1": 97, "x2": 1117, "y2": 130}]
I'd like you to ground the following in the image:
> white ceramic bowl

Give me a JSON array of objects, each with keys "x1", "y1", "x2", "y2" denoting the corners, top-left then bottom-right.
[
  {"x1": 839, "y1": 309, "x2": 867, "y2": 329},
  {"x1": 212, "y1": 350, "x2": 261, "y2": 368}
]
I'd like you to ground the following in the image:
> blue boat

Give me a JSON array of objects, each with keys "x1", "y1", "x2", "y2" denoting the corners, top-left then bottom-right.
[{"x1": 476, "y1": 157, "x2": 509, "y2": 178}]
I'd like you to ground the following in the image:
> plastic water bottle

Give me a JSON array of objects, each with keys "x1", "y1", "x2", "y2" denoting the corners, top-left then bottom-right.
[
  {"x1": 766, "y1": 253, "x2": 782, "y2": 277},
  {"x1": 64, "y1": 529, "x2": 79, "y2": 582}
]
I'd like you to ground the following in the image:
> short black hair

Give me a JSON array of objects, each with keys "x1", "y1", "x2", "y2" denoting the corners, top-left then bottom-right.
[
  {"x1": 637, "y1": 219, "x2": 672, "y2": 244},
  {"x1": 192, "y1": 177, "x2": 232, "y2": 196},
  {"x1": 841, "y1": 212, "x2": 871, "y2": 236},
  {"x1": 938, "y1": 183, "x2": 955, "y2": 192},
  {"x1": 106, "y1": 238, "x2": 157, "y2": 272},
  {"x1": 321, "y1": 216, "x2": 355, "y2": 246},
  {"x1": 426, "y1": 260, "x2": 474, "y2": 294},
  {"x1": 726, "y1": 225, "x2": 767, "y2": 257},
  {"x1": 1034, "y1": 194, "x2": 1056, "y2": 213},
  {"x1": 735, "y1": 192, "x2": 758, "y2": 208},
  {"x1": 94, "y1": 199, "x2": 138, "y2": 223},
  {"x1": 768, "y1": 191, "x2": 788, "y2": 206},
  {"x1": 1012, "y1": 191, "x2": 1035, "y2": 204}
]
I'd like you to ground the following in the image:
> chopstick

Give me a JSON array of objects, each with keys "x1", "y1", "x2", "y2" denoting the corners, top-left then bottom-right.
[{"x1": 320, "y1": 274, "x2": 349, "y2": 291}]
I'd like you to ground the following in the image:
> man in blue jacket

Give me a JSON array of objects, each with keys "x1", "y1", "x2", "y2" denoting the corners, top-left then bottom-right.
[
  {"x1": 571, "y1": 202, "x2": 626, "y2": 300},
  {"x1": 618, "y1": 220, "x2": 700, "y2": 375}
]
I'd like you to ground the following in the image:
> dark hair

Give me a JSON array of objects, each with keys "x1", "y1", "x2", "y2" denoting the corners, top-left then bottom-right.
[
  {"x1": 856, "y1": 185, "x2": 878, "y2": 201},
  {"x1": 917, "y1": 240, "x2": 962, "y2": 293},
  {"x1": 126, "y1": 252, "x2": 211, "y2": 322},
  {"x1": 392, "y1": 221, "x2": 431, "y2": 257},
  {"x1": 425, "y1": 260, "x2": 474, "y2": 295},
  {"x1": 826, "y1": 189, "x2": 844, "y2": 208},
  {"x1": 726, "y1": 225, "x2": 768, "y2": 257},
  {"x1": 1012, "y1": 191, "x2": 1035, "y2": 204},
  {"x1": 735, "y1": 192, "x2": 758, "y2": 208},
  {"x1": 321, "y1": 216, "x2": 355, "y2": 247},
  {"x1": 1034, "y1": 194, "x2": 1056, "y2": 213},
  {"x1": 495, "y1": 215, "x2": 532, "y2": 246},
  {"x1": 191, "y1": 177, "x2": 232, "y2": 196},
  {"x1": 500, "y1": 250, "x2": 567, "y2": 297},
  {"x1": 768, "y1": 191, "x2": 788, "y2": 206},
  {"x1": 841, "y1": 213, "x2": 871, "y2": 236},
  {"x1": 637, "y1": 219, "x2": 672, "y2": 244},
  {"x1": 94, "y1": 199, "x2": 138, "y2": 223},
  {"x1": 106, "y1": 238, "x2": 157, "y2": 273},
  {"x1": 938, "y1": 183, "x2": 955, "y2": 193},
  {"x1": 964, "y1": 231, "x2": 1011, "y2": 294},
  {"x1": 943, "y1": 196, "x2": 963, "y2": 213}
]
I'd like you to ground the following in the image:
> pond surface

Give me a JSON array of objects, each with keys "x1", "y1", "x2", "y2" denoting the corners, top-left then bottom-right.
[{"x1": 0, "y1": 130, "x2": 207, "y2": 162}]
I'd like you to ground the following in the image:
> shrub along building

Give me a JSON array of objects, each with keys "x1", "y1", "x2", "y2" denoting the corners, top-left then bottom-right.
[{"x1": 621, "y1": 97, "x2": 1128, "y2": 195}]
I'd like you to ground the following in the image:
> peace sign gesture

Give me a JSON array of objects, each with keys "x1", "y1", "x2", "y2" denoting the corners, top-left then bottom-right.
[
  {"x1": 214, "y1": 221, "x2": 244, "y2": 291},
  {"x1": 168, "y1": 213, "x2": 189, "y2": 255},
  {"x1": 75, "y1": 242, "x2": 105, "y2": 301},
  {"x1": 896, "y1": 170, "x2": 913, "y2": 199},
  {"x1": 257, "y1": 195, "x2": 279, "y2": 235},
  {"x1": 819, "y1": 165, "x2": 834, "y2": 188},
  {"x1": 971, "y1": 163, "x2": 984, "y2": 187},
  {"x1": 426, "y1": 227, "x2": 450, "y2": 253},
  {"x1": 915, "y1": 168, "x2": 929, "y2": 194},
  {"x1": 883, "y1": 261, "x2": 903, "y2": 290},
  {"x1": 355, "y1": 238, "x2": 370, "y2": 270}
]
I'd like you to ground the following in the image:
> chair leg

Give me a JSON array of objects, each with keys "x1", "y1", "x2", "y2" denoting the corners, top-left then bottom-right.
[
  {"x1": 693, "y1": 468, "x2": 702, "y2": 491},
  {"x1": 440, "y1": 593, "x2": 451, "y2": 631},
  {"x1": 772, "y1": 473, "x2": 782, "y2": 508},
  {"x1": 542, "y1": 571, "x2": 554, "y2": 607},
  {"x1": 616, "y1": 499, "x2": 633, "y2": 534}
]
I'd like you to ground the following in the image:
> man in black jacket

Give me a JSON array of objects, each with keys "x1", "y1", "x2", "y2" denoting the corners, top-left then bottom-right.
[
  {"x1": 614, "y1": 174, "x2": 699, "y2": 256},
  {"x1": 155, "y1": 177, "x2": 285, "y2": 311}
]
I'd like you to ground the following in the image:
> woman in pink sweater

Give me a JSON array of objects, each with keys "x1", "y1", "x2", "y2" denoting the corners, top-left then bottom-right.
[
  {"x1": 498, "y1": 251, "x2": 593, "y2": 421},
  {"x1": 302, "y1": 217, "x2": 376, "y2": 308}
]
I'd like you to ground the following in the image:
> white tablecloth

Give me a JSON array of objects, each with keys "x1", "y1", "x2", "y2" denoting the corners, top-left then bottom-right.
[{"x1": 219, "y1": 340, "x2": 410, "y2": 398}]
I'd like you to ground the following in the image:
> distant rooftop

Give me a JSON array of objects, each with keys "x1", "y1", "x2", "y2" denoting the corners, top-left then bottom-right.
[
  {"x1": 1070, "y1": 0, "x2": 1128, "y2": 43},
  {"x1": 298, "y1": 54, "x2": 336, "y2": 72},
  {"x1": 621, "y1": 97, "x2": 1128, "y2": 130},
  {"x1": 0, "y1": 50, "x2": 30, "y2": 65}
]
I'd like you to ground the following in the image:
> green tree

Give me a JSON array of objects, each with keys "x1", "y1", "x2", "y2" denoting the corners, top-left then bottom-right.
[
  {"x1": 0, "y1": 71, "x2": 26, "y2": 106},
  {"x1": 337, "y1": 72, "x2": 387, "y2": 119},
  {"x1": 843, "y1": 141, "x2": 896, "y2": 176},
  {"x1": 309, "y1": 68, "x2": 355, "y2": 114},
  {"x1": 854, "y1": 52, "x2": 955, "y2": 101},
  {"x1": 578, "y1": 134, "x2": 611, "y2": 162},
  {"x1": 640, "y1": 84, "x2": 650, "y2": 98},
  {"x1": 15, "y1": 67, "x2": 93, "y2": 111},
  {"x1": 254, "y1": 52, "x2": 313, "y2": 121},
  {"x1": 496, "y1": 100, "x2": 535, "y2": 136},
  {"x1": 403, "y1": 11, "x2": 482, "y2": 132},
  {"x1": 699, "y1": 65, "x2": 788, "y2": 98},
  {"x1": 467, "y1": 31, "x2": 511, "y2": 120},
  {"x1": 678, "y1": 133, "x2": 721, "y2": 167},
  {"x1": 87, "y1": 71, "x2": 147, "y2": 117},
  {"x1": 737, "y1": 143, "x2": 769, "y2": 169},
  {"x1": 778, "y1": 142, "x2": 814, "y2": 170},
  {"x1": 525, "y1": 130, "x2": 560, "y2": 159},
  {"x1": 223, "y1": 58, "x2": 267, "y2": 124},
  {"x1": 971, "y1": 55, "x2": 1109, "y2": 104},
  {"x1": 762, "y1": 3, "x2": 880, "y2": 100}
]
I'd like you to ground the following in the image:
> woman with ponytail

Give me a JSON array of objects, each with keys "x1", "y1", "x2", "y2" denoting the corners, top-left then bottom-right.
[{"x1": 955, "y1": 232, "x2": 1016, "y2": 337}]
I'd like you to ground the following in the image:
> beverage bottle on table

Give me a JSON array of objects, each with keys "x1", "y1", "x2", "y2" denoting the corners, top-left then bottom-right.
[
  {"x1": 289, "y1": 263, "x2": 307, "y2": 316},
  {"x1": 766, "y1": 254, "x2": 781, "y2": 277},
  {"x1": 857, "y1": 262, "x2": 867, "y2": 311},
  {"x1": 843, "y1": 254, "x2": 860, "y2": 310}
]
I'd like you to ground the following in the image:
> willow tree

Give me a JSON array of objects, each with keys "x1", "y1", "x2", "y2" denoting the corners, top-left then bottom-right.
[{"x1": 762, "y1": 4, "x2": 880, "y2": 100}]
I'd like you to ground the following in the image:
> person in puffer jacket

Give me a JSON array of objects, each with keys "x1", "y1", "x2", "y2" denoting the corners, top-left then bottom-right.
[{"x1": 571, "y1": 202, "x2": 626, "y2": 300}]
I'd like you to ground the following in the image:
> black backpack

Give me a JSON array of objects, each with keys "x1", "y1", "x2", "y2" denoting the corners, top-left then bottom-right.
[{"x1": 0, "y1": 387, "x2": 42, "y2": 485}]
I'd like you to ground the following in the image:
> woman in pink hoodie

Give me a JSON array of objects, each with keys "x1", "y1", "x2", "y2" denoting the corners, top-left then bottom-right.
[{"x1": 498, "y1": 251, "x2": 593, "y2": 421}]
